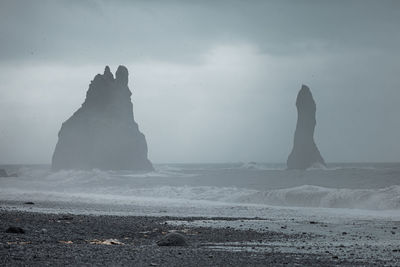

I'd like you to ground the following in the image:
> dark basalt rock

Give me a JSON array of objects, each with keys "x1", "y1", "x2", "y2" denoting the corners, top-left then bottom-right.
[
  {"x1": 6, "y1": 226, "x2": 25, "y2": 234},
  {"x1": 287, "y1": 85, "x2": 326, "y2": 170},
  {"x1": 0, "y1": 169, "x2": 8, "y2": 177},
  {"x1": 157, "y1": 232, "x2": 188, "y2": 246},
  {"x1": 52, "y1": 65, "x2": 153, "y2": 171}
]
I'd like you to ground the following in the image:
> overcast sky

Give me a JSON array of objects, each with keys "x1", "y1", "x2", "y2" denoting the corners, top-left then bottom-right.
[{"x1": 0, "y1": 0, "x2": 399, "y2": 164}]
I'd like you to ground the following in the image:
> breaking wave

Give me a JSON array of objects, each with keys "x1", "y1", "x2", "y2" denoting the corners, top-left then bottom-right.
[
  {"x1": 2, "y1": 166, "x2": 400, "y2": 211},
  {"x1": 238, "y1": 185, "x2": 400, "y2": 210},
  {"x1": 239, "y1": 162, "x2": 284, "y2": 170}
]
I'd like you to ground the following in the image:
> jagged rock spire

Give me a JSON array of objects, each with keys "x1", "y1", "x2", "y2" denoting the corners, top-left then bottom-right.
[
  {"x1": 115, "y1": 65, "x2": 128, "y2": 86},
  {"x1": 52, "y1": 65, "x2": 153, "y2": 171},
  {"x1": 103, "y1": 65, "x2": 114, "y2": 80}
]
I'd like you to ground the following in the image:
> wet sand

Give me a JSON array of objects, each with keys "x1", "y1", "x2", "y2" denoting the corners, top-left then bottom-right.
[{"x1": 0, "y1": 208, "x2": 390, "y2": 266}]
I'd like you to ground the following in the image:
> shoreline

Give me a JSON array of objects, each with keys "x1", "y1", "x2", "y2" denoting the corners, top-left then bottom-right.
[{"x1": 0, "y1": 208, "x2": 392, "y2": 266}]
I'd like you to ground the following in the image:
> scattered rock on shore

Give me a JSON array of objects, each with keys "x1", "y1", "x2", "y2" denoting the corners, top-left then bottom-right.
[
  {"x1": 58, "y1": 216, "x2": 73, "y2": 221},
  {"x1": 157, "y1": 232, "x2": 188, "y2": 246},
  {"x1": 6, "y1": 226, "x2": 25, "y2": 234}
]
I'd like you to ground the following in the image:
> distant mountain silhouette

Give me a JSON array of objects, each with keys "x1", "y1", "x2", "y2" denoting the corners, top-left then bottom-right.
[
  {"x1": 52, "y1": 65, "x2": 153, "y2": 171},
  {"x1": 287, "y1": 85, "x2": 326, "y2": 170}
]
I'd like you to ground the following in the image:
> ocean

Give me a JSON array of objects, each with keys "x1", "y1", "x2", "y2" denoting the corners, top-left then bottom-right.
[{"x1": 1, "y1": 162, "x2": 400, "y2": 219}]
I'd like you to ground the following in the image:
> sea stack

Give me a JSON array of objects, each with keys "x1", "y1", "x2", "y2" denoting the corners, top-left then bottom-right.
[
  {"x1": 0, "y1": 169, "x2": 8, "y2": 177},
  {"x1": 52, "y1": 65, "x2": 153, "y2": 171},
  {"x1": 287, "y1": 85, "x2": 326, "y2": 170}
]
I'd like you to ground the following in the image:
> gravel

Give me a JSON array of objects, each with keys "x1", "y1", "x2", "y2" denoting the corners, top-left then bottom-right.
[{"x1": 0, "y1": 210, "x2": 375, "y2": 266}]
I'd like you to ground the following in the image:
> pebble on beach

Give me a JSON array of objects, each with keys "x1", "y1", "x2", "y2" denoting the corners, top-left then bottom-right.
[
  {"x1": 157, "y1": 232, "x2": 188, "y2": 246},
  {"x1": 5, "y1": 226, "x2": 25, "y2": 234}
]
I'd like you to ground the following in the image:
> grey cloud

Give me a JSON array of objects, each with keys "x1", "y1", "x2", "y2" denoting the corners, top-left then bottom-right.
[{"x1": 1, "y1": 0, "x2": 399, "y2": 64}]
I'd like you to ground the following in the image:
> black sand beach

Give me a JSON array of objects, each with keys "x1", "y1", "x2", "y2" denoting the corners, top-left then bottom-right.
[{"x1": 0, "y1": 208, "x2": 385, "y2": 266}]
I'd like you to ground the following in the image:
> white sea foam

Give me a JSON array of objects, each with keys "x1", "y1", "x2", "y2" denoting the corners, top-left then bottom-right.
[
  {"x1": 237, "y1": 185, "x2": 400, "y2": 210},
  {"x1": 1, "y1": 165, "x2": 400, "y2": 214},
  {"x1": 239, "y1": 162, "x2": 284, "y2": 170}
]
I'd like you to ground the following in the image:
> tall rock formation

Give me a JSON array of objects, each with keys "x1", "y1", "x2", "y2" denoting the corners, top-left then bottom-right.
[
  {"x1": 287, "y1": 85, "x2": 326, "y2": 170},
  {"x1": 52, "y1": 65, "x2": 153, "y2": 171}
]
